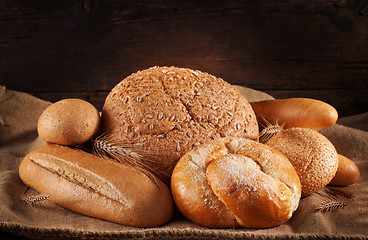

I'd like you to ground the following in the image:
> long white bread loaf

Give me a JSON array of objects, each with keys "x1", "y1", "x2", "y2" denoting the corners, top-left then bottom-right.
[{"x1": 19, "y1": 144, "x2": 174, "y2": 227}]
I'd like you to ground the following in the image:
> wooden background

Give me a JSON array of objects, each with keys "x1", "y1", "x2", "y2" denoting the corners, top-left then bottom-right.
[{"x1": 1, "y1": 0, "x2": 367, "y2": 117}]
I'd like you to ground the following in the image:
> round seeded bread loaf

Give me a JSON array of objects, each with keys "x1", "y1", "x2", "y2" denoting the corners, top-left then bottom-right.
[{"x1": 101, "y1": 66, "x2": 259, "y2": 182}]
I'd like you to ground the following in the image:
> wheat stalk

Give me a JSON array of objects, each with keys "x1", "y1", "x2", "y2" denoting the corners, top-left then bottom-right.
[
  {"x1": 93, "y1": 133, "x2": 142, "y2": 163},
  {"x1": 316, "y1": 201, "x2": 346, "y2": 213},
  {"x1": 316, "y1": 186, "x2": 353, "y2": 201},
  {"x1": 21, "y1": 187, "x2": 50, "y2": 207},
  {"x1": 258, "y1": 116, "x2": 284, "y2": 143},
  {"x1": 92, "y1": 133, "x2": 169, "y2": 180},
  {"x1": 325, "y1": 187, "x2": 353, "y2": 200},
  {"x1": 315, "y1": 186, "x2": 353, "y2": 213}
]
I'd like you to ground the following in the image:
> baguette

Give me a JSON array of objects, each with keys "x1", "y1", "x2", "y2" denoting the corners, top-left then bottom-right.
[
  {"x1": 329, "y1": 154, "x2": 360, "y2": 186},
  {"x1": 250, "y1": 98, "x2": 338, "y2": 130},
  {"x1": 19, "y1": 144, "x2": 174, "y2": 227}
]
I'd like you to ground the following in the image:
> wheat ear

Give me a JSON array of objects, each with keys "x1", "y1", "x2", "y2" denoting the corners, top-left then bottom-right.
[
  {"x1": 316, "y1": 201, "x2": 346, "y2": 213},
  {"x1": 315, "y1": 186, "x2": 353, "y2": 213},
  {"x1": 21, "y1": 187, "x2": 50, "y2": 207},
  {"x1": 92, "y1": 133, "x2": 169, "y2": 180},
  {"x1": 93, "y1": 133, "x2": 143, "y2": 163},
  {"x1": 259, "y1": 116, "x2": 284, "y2": 143}
]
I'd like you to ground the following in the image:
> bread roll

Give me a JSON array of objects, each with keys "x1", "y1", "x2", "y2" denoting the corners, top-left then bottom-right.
[
  {"x1": 329, "y1": 154, "x2": 360, "y2": 186},
  {"x1": 19, "y1": 144, "x2": 174, "y2": 227},
  {"x1": 101, "y1": 66, "x2": 259, "y2": 182},
  {"x1": 250, "y1": 98, "x2": 338, "y2": 130},
  {"x1": 171, "y1": 137, "x2": 301, "y2": 228},
  {"x1": 38, "y1": 99, "x2": 100, "y2": 145},
  {"x1": 265, "y1": 127, "x2": 338, "y2": 197}
]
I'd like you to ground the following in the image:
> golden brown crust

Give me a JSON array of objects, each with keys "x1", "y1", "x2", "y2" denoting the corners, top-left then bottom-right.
[
  {"x1": 329, "y1": 154, "x2": 360, "y2": 186},
  {"x1": 265, "y1": 128, "x2": 339, "y2": 197},
  {"x1": 250, "y1": 98, "x2": 338, "y2": 130},
  {"x1": 171, "y1": 137, "x2": 301, "y2": 229},
  {"x1": 171, "y1": 138, "x2": 239, "y2": 228},
  {"x1": 37, "y1": 99, "x2": 100, "y2": 145},
  {"x1": 19, "y1": 144, "x2": 174, "y2": 227},
  {"x1": 101, "y1": 66, "x2": 259, "y2": 182}
]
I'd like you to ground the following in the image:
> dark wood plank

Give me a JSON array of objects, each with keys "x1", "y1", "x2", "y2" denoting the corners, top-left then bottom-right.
[
  {"x1": 266, "y1": 89, "x2": 368, "y2": 118},
  {"x1": 1, "y1": 0, "x2": 367, "y2": 117}
]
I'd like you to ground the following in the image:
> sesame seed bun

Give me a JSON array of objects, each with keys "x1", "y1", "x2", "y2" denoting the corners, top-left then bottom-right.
[
  {"x1": 266, "y1": 127, "x2": 339, "y2": 197},
  {"x1": 101, "y1": 66, "x2": 259, "y2": 182}
]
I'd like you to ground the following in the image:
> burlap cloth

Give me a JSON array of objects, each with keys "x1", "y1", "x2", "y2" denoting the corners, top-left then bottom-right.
[{"x1": 0, "y1": 85, "x2": 367, "y2": 240}]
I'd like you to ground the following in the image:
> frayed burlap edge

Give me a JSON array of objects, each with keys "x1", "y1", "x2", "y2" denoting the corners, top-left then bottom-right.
[{"x1": 1, "y1": 222, "x2": 367, "y2": 240}]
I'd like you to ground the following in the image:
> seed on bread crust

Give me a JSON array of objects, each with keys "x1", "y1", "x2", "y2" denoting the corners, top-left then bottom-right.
[{"x1": 101, "y1": 66, "x2": 259, "y2": 182}]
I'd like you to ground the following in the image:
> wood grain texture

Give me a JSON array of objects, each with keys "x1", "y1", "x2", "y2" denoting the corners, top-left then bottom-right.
[{"x1": 1, "y1": 0, "x2": 367, "y2": 116}]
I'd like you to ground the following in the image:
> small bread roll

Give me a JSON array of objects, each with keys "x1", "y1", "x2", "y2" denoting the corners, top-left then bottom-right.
[
  {"x1": 171, "y1": 137, "x2": 301, "y2": 229},
  {"x1": 19, "y1": 144, "x2": 174, "y2": 227},
  {"x1": 101, "y1": 66, "x2": 259, "y2": 182},
  {"x1": 329, "y1": 154, "x2": 360, "y2": 186},
  {"x1": 38, "y1": 99, "x2": 100, "y2": 146},
  {"x1": 265, "y1": 127, "x2": 339, "y2": 197}
]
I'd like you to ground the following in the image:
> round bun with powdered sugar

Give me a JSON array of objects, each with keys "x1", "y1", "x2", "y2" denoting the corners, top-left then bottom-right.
[{"x1": 171, "y1": 136, "x2": 301, "y2": 229}]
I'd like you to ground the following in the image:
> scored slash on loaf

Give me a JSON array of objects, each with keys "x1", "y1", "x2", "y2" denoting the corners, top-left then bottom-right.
[{"x1": 29, "y1": 152, "x2": 129, "y2": 206}]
